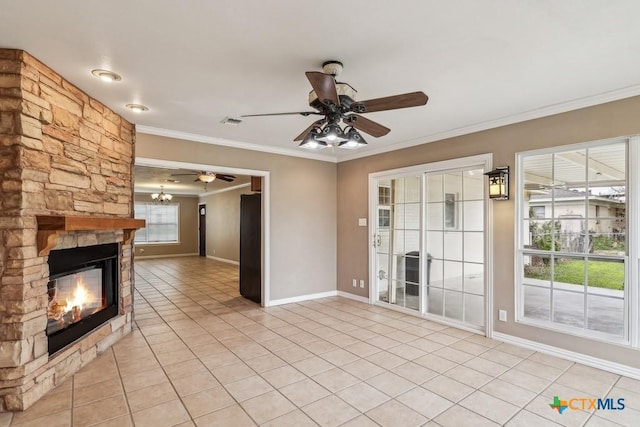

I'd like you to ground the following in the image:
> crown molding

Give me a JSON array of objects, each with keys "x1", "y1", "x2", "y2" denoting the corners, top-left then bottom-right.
[
  {"x1": 339, "y1": 85, "x2": 640, "y2": 162},
  {"x1": 134, "y1": 190, "x2": 199, "y2": 197},
  {"x1": 136, "y1": 125, "x2": 338, "y2": 163},
  {"x1": 137, "y1": 86, "x2": 640, "y2": 165}
]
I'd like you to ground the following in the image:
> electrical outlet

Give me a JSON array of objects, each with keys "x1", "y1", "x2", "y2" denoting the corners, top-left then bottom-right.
[
  {"x1": 352, "y1": 279, "x2": 357, "y2": 287},
  {"x1": 359, "y1": 279, "x2": 365, "y2": 288},
  {"x1": 499, "y1": 309, "x2": 507, "y2": 322}
]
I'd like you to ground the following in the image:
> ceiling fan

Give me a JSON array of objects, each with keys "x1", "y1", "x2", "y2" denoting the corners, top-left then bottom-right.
[
  {"x1": 241, "y1": 61, "x2": 428, "y2": 150},
  {"x1": 170, "y1": 171, "x2": 236, "y2": 183}
]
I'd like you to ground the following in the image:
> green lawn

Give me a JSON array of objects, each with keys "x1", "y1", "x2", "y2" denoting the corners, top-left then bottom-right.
[{"x1": 526, "y1": 259, "x2": 624, "y2": 290}]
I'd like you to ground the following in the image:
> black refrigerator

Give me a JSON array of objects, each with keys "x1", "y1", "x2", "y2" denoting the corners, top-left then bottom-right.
[{"x1": 240, "y1": 193, "x2": 261, "y2": 303}]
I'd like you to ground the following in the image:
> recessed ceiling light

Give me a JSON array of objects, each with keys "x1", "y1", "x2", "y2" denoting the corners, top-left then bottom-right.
[
  {"x1": 125, "y1": 103, "x2": 149, "y2": 113},
  {"x1": 91, "y1": 69, "x2": 121, "y2": 82}
]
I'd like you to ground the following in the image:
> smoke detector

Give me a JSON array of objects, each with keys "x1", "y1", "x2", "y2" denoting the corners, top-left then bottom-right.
[{"x1": 221, "y1": 117, "x2": 242, "y2": 125}]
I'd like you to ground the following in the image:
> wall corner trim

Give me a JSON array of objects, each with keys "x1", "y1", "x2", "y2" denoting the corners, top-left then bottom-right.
[
  {"x1": 266, "y1": 291, "x2": 338, "y2": 307},
  {"x1": 265, "y1": 290, "x2": 371, "y2": 307},
  {"x1": 492, "y1": 331, "x2": 640, "y2": 380}
]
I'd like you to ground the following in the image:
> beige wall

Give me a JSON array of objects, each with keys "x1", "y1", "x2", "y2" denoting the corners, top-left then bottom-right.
[
  {"x1": 136, "y1": 133, "x2": 337, "y2": 301},
  {"x1": 133, "y1": 194, "x2": 199, "y2": 257},
  {"x1": 200, "y1": 186, "x2": 253, "y2": 262},
  {"x1": 337, "y1": 95, "x2": 640, "y2": 368}
]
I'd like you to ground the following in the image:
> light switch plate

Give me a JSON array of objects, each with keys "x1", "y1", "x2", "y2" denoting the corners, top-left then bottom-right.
[
  {"x1": 358, "y1": 218, "x2": 367, "y2": 226},
  {"x1": 499, "y1": 310, "x2": 507, "y2": 322}
]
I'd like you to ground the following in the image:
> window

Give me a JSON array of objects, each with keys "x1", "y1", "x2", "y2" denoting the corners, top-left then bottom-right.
[
  {"x1": 378, "y1": 186, "x2": 391, "y2": 205},
  {"x1": 134, "y1": 202, "x2": 179, "y2": 243},
  {"x1": 378, "y1": 208, "x2": 390, "y2": 228},
  {"x1": 517, "y1": 139, "x2": 627, "y2": 341},
  {"x1": 530, "y1": 206, "x2": 545, "y2": 219},
  {"x1": 378, "y1": 185, "x2": 392, "y2": 228}
]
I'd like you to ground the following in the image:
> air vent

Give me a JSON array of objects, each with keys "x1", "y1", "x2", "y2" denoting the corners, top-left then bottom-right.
[{"x1": 221, "y1": 117, "x2": 242, "y2": 125}]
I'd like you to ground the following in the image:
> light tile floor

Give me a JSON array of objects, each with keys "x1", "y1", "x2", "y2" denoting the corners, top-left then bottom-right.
[{"x1": 2, "y1": 257, "x2": 640, "y2": 426}]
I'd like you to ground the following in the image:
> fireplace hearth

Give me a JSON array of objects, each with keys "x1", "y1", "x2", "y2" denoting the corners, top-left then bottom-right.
[{"x1": 46, "y1": 243, "x2": 119, "y2": 354}]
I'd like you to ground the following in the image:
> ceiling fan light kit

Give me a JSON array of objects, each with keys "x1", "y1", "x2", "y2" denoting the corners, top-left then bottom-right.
[
  {"x1": 242, "y1": 60, "x2": 428, "y2": 151},
  {"x1": 299, "y1": 128, "x2": 327, "y2": 150},
  {"x1": 340, "y1": 127, "x2": 367, "y2": 149},
  {"x1": 169, "y1": 171, "x2": 237, "y2": 189},
  {"x1": 317, "y1": 122, "x2": 348, "y2": 143},
  {"x1": 197, "y1": 173, "x2": 216, "y2": 183}
]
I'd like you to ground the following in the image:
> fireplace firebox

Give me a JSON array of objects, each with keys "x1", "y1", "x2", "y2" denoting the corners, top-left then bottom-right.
[{"x1": 46, "y1": 243, "x2": 119, "y2": 354}]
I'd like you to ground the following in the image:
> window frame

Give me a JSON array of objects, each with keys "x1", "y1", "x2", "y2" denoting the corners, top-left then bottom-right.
[
  {"x1": 134, "y1": 201, "x2": 181, "y2": 245},
  {"x1": 515, "y1": 136, "x2": 631, "y2": 346}
]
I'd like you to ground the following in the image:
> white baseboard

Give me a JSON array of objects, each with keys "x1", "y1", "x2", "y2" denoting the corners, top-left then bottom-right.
[
  {"x1": 206, "y1": 255, "x2": 239, "y2": 266},
  {"x1": 267, "y1": 290, "x2": 338, "y2": 307},
  {"x1": 337, "y1": 291, "x2": 370, "y2": 304},
  {"x1": 492, "y1": 331, "x2": 640, "y2": 380},
  {"x1": 135, "y1": 252, "x2": 199, "y2": 259}
]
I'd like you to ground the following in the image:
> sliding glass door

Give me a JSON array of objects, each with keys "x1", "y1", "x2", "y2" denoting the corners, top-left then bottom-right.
[
  {"x1": 425, "y1": 169, "x2": 485, "y2": 328},
  {"x1": 371, "y1": 156, "x2": 489, "y2": 331}
]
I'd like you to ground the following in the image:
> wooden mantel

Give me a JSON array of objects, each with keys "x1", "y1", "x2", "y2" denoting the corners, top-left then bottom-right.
[{"x1": 36, "y1": 215, "x2": 146, "y2": 256}]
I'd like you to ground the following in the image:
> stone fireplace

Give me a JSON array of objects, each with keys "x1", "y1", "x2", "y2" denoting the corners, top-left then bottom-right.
[{"x1": 0, "y1": 49, "x2": 141, "y2": 411}]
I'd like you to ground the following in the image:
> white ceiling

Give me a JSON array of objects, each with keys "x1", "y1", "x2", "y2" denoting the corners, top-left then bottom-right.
[
  {"x1": 134, "y1": 166, "x2": 251, "y2": 196},
  {"x1": 2, "y1": 1, "x2": 640, "y2": 162}
]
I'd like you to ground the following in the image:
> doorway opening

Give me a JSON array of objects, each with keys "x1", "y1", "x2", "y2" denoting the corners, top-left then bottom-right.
[{"x1": 134, "y1": 157, "x2": 271, "y2": 306}]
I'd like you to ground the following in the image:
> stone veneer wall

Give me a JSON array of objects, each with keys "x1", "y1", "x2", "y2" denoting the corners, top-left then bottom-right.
[{"x1": 0, "y1": 49, "x2": 135, "y2": 411}]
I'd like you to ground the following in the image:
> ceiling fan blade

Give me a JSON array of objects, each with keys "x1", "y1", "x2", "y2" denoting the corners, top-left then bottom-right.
[
  {"x1": 171, "y1": 173, "x2": 198, "y2": 176},
  {"x1": 241, "y1": 111, "x2": 322, "y2": 117},
  {"x1": 344, "y1": 114, "x2": 390, "y2": 137},
  {"x1": 216, "y1": 175, "x2": 236, "y2": 182},
  {"x1": 294, "y1": 119, "x2": 325, "y2": 141},
  {"x1": 354, "y1": 91, "x2": 428, "y2": 113},
  {"x1": 306, "y1": 71, "x2": 339, "y2": 106}
]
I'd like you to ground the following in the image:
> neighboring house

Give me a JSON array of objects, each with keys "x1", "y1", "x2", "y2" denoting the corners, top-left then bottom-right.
[{"x1": 524, "y1": 188, "x2": 625, "y2": 253}]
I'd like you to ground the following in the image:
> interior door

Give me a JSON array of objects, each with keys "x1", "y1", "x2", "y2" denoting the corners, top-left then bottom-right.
[
  {"x1": 198, "y1": 204, "x2": 206, "y2": 256},
  {"x1": 425, "y1": 168, "x2": 485, "y2": 329}
]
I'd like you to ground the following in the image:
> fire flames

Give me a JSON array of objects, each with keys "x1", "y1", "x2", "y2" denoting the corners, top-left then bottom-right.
[{"x1": 48, "y1": 275, "x2": 96, "y2": 324}]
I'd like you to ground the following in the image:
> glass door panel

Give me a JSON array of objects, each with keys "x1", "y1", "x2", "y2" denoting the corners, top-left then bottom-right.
[
  {"x1": 425, "y1": 168, "x2": 485, "y2": 329},
  {"x1": 374, "y1": 176, "x2": 422, "y2": 311}
]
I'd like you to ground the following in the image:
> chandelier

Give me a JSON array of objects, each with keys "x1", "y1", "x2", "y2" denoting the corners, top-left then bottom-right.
[
  {"x1": 299, "y1": 118, "x2": 367, "y2": 150},
  {"x1": 151, "y1": 186, "x2": 173, "y2": 204}
]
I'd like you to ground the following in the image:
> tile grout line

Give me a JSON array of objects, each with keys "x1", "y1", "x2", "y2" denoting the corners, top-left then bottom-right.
[
  {"x1": 104, "y1": 347, "x2": 136, "y2": 427},
  {"x1": 137, "y1": 262, "x2": 433, "y2": 424},
  {"x1": 134, "y1": 264, "x2": 301, "y2": 425},
  {"x1": 118, "y1": 258, "x2": 631, "y2": 427}
]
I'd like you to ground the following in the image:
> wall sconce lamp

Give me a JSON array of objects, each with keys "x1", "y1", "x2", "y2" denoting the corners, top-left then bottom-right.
[{"x1": 484, "y1": 166, "x2": 509, "y2": 200}]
